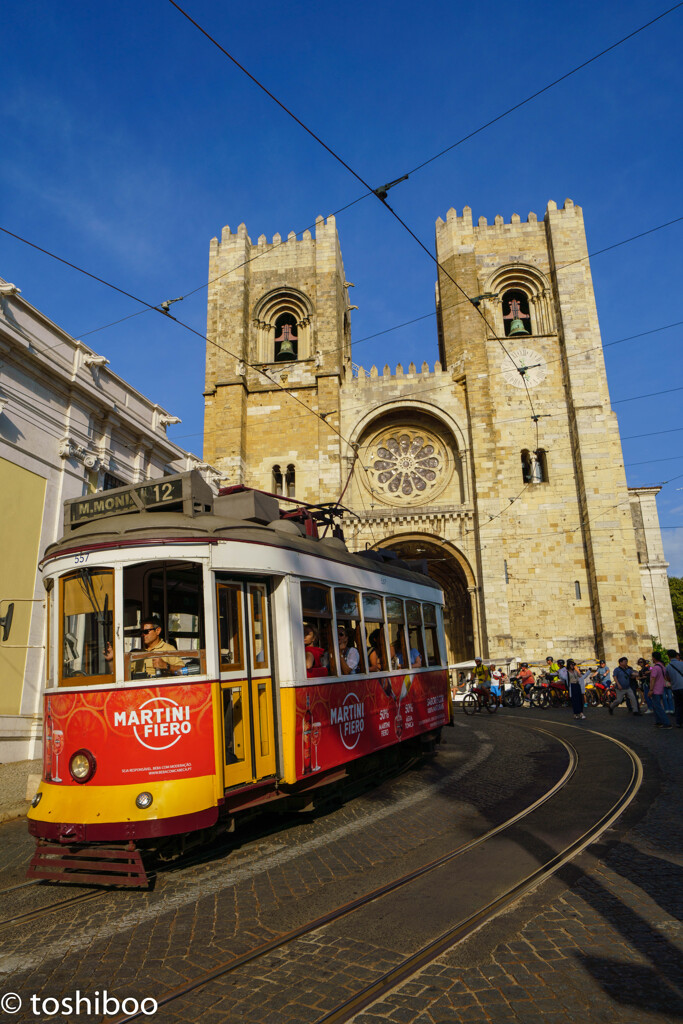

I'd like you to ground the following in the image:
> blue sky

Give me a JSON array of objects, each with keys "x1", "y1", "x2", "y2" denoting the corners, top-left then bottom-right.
[{"x1": 2, "y1": 0, "x2": 682, "y2": 572}]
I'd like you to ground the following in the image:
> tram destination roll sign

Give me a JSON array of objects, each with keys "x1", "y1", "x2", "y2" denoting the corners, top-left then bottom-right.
[{"x1": 64, "y1": 471, "x2": 214, "y2": 530}]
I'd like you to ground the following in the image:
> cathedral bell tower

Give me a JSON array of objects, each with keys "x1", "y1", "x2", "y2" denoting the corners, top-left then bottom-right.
[
  {"x1": 434, "y1": 200, "x2": 650, "y2": 662},
  {"x1": 203, "y1": 215, "x2": 352, "y2": 502}
]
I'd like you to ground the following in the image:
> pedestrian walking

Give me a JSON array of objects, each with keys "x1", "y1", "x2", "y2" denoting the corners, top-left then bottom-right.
[
  {"x1": 567, "y1": 659, "x2": 585, "y2": 719},
  {"x1": 648, "y1": 652, "x2": 672, "y2": 729},
  {"x1": 628, "y1": 662, "x2": 640, "y2": 712},
  {"x1": 637, "y1": 658, "x2": 653, "y2": 713},
  {"x1": 665, "y1": 649, "x2": 683, "y2": 728},
  {"x1": 608, "y1": 657, "x2": 642, "y2": 716}
]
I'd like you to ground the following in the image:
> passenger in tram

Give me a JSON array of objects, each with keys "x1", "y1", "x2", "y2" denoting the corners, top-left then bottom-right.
[
  {"x1": 409, "y1": 647, "x2": 422, "y2": 669},
  {"x1": 337, "y1": 625, "x2": 360, "y2": 675},
  {"x1": 390, "y1": 636, "x2": 404, "y2": 670},
  {"x1": 368, "y1": 629, "x2": 383, "y2": 672},
  {"x1": 304, "y1": 623, "x2": 327, "y2": 676},
  {"x1": 132, "y1": 617, "x2": 183, "y2": 677}
]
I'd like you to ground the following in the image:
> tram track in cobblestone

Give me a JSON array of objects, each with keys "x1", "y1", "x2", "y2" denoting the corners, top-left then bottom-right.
[
  {"x1": 114, "y1": 724, "x2": 594, "y2": 1024},
  {"x1": 315, "y1": 727, "x2": 644, "y2": 1023},
  {"x1": 0, "y1": 750, "x2": 426, "y2": 931}
]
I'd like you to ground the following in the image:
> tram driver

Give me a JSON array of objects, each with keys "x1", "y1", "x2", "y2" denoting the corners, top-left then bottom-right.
[{"x1": 123, "y1": 616, "x2": 183, "y2": 677}]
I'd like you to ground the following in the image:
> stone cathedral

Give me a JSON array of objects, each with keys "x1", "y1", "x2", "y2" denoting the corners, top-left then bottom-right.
[{"x1": 202, "y1": 200, "x2": 677, "y2": 666}]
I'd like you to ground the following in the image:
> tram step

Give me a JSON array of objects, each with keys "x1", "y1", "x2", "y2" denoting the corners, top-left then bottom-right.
[{"x1": 27, "y1": 842, "x2": 149, "y2": 888}]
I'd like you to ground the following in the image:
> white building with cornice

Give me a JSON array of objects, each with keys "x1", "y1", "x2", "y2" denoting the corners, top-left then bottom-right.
[{"x1": 0, "y1": 278, "x2": 218, "y2": 763}]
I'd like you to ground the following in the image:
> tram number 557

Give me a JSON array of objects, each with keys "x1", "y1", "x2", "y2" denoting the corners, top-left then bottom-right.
[{"x1": 74, "y1": 553, "x2": 90, "y2": 564}]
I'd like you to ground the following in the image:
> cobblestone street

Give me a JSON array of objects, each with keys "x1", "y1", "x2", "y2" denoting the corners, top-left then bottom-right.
[{"x1": 0, "y1": 708, "x2": 680, "y2": 1024}]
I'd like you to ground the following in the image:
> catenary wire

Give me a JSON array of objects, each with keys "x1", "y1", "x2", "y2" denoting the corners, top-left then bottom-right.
[
  {"x1": 163, "y1": 0, "x2": 542, "y2": 445},
  {"x1": 401, "y1": 4, "x2": 683, "y2": 179},
  {"x1": 4, "y1": 1, "x2": 682, "y2": 532},
  {"x1": 153, "y1": 2, "x2": 683, "y2": 319}
]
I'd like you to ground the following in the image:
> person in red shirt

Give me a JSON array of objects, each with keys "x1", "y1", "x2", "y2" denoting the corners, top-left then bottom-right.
[
  {"x1": 304, "y1": 624, "x2": 325, "y2": 676},
  {"x1": 517, "y1": 663, "x2": 535, "y2": 696}
]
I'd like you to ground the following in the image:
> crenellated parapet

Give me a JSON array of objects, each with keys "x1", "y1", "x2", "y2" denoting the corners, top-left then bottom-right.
[{"x1": 342, "y1": 359, "x2": 447, "y2": 383}]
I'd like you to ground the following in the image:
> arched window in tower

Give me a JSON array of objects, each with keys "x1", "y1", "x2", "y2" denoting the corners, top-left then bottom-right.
[
  {"x1": 535, "y1": 449, "x2": 549, "y2": 483},
  {"x1": 502, "y1": 289, "x2": 532, "y2": 337},
  {"x1": 274, "y1": 313, "x2": 298, "y2": 362},
  {"x1": 285, "y1": 464, "x2": 296, "y2": 497},
  {"x1": 521, "y1": 449, "x2": 548, "y2": 484},
  {"x1": 272, "y1": 465, "x2": 283, "y2": 495}
]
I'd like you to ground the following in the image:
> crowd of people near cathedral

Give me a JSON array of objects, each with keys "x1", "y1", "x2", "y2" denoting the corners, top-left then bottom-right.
[{"x1": 463, "y1": 651, "x2": 683, "y2": 729}]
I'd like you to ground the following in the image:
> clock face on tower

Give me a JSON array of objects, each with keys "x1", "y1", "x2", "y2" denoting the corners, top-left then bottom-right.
[{"x1": 500, "y1": 347, "x2": 547, "y2": 389}]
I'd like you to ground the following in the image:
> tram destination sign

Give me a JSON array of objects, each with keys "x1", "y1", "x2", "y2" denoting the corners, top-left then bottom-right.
[{"x1": 64, "y1": 471, "x2": 214, "y2": 530}]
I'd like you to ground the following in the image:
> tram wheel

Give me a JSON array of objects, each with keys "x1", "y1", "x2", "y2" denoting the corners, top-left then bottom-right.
[{"x1": 462, "y1": 693, "x2": 477, "y2": 716}]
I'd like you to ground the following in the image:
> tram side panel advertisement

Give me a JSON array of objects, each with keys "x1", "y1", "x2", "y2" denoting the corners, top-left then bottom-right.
[
  {"x1": 297, "y1": 671, "x2": 448, "y2": 777},
  {"x1": 42, "y1": 684, "x2": 216, "y2": 786}
]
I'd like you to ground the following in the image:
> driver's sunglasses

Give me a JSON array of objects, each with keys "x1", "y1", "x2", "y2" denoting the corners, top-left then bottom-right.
[{"x1": 141, "y1": 627, "x2": 157, "y2": 634}]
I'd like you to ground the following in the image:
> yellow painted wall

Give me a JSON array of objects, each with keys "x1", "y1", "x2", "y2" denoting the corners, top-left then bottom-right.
[{"x1": 0, "y1": 458, "x2": 46, "y2": 715}]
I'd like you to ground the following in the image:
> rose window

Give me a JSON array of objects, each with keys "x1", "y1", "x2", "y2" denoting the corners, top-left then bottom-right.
[{"x1": 363, "y1": 426, "x2": 452, "y2": 507}]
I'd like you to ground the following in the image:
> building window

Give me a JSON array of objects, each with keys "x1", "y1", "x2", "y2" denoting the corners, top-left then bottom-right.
[
  {"x1": 502, "y1": 289, "x2": 532, "y2": 336},
  {"x1": 521, "y1": 449, "x2": 548, "y2": 484},
  {"x1": 272, "y1": 465, "x2": 283, "y2": 495},
  {"x1": 575, "y1": 581, "x2": 581, "y2": 600},
  {"x1": 103, "y1": 472, "x2": 126, "y2": 491},
  {"x1": 274, "y1": 313, "x2": 298, "y2": 362},
  {"x1": 285, "y1": 464, "x2": 296, "y2": 497}
]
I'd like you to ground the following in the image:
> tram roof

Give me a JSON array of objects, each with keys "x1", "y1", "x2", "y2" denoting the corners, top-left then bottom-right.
[{"x1": 44, "y1": 506, "x2": 442, "y2": 593}]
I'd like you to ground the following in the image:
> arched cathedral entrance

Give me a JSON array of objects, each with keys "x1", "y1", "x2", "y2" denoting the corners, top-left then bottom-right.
[{"x1": 374, "y1": 536, "x2": 475, "y2": 665}]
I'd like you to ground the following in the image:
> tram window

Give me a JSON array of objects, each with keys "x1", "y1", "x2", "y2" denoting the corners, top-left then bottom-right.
[
  {"x1": 249, "y1": 584, "x2": 269, "y2": 670},
  {"x1": 386, "y1": 597, "x2": 408, "y2": 671},
  {"x1": 123, "y1": 561, "x2": 206, "y2": 679},
  {"x1": 406, "y1": 601, "x2": 425, "y2": 669},
  {"x1": 301, "y1": 584, "x2": 336, "y2": 677},
  {"x1": 362, "y1": 593, "x2": 388, "y2": 673},
  {"x1": 222, "y1": 686, "x2": 245, "y2": 765},
  {"x1": 59, "y1": 570, "x2": 114, "y2": 686},
  {"x1": 422, "y1": 603, "x2": 443, "y2": 666},
  {"x1": 334, "y1": 589, "x2": 366, "y2": 674},
  {"x1": 217, "y1": 584, "x2": 244, "y2": 672}
]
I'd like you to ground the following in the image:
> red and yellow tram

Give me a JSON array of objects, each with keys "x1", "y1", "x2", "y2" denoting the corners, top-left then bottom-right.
[{"x1": 28, "y1": 472, "x2": 450, "y2": 885}]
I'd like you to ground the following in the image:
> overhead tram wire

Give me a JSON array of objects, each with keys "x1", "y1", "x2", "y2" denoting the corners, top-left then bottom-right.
[
  {"x1": 164, "y1": 1, "x2": 543, "y2": 457},
  {"x1": 3, "y1": 220, "x2": 680, "y2": 470},
  {"x1": 347, "y1": 218, "x2": 683, "y2": 357},
  {"x1": 154, "y1": 1, "x2": 683, "y2": 319},
  {"x1": 73, "y1": 6, "x2": 682, "y2": 346},
  {"x1": 0, "y1": 226, "x2": 383, "y2": 526},
  {"x1": 401, "y1": 3, "x2": 683, "y2": 179},
  {"x1": 48, "y1": 1, "x2": 683, "y2": 356},
  {"x1": 0, "y1": 229, "x2": 386, "y2": 541},
  {"x1": 5, "y1": 6, "x2": 680, "y2": 532},
  {"x1": 170, "y1": 315, "x2": 683, "y2": 445}
]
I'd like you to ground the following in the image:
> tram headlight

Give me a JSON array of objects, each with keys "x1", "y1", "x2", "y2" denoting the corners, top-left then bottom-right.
[
  {"x1": 69, "y1": 749, "x2": 96, "y2": 783},
  {"x1": 135, "y1": 792, "x2": 153, "y2": 810},
  {"x1": 31, "y1": 792, "x2": 42, "y2": 808}
]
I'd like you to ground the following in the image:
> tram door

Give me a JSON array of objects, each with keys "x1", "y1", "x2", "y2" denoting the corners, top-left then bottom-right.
[{"x1": 216, "y1": 580, "x2": 277, "y2": 789}]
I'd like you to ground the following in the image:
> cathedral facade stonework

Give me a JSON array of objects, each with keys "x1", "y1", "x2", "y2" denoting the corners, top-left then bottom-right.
[{"x1": 202, "y1": 200, "x2": 676, "y2": 666}]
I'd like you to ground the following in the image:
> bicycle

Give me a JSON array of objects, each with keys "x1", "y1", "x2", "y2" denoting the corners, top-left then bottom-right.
[{"x1": 462, "y1": 686, "x2": 498, "y2": 715}]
